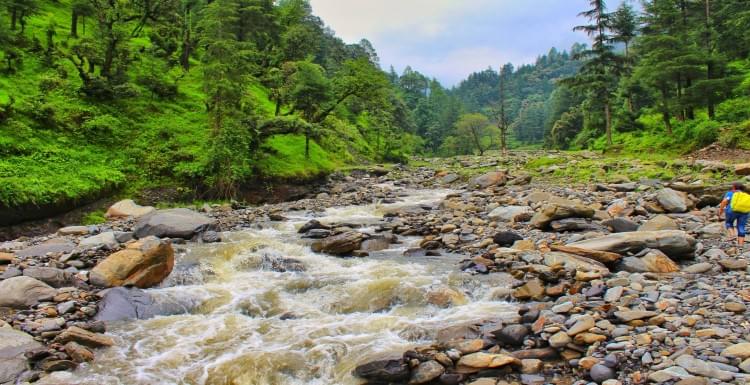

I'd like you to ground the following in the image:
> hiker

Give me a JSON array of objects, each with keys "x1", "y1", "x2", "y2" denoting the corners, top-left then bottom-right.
[{"x1": 719, "y1": 182, "x2": 750, "y2": 247}]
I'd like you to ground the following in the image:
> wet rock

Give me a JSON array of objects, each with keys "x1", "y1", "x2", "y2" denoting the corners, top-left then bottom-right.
[
  {"x1": 95, "y1": 286, "x2": 189, "y2": 322},
  {"x1": 530, "y1": 202, "x2": 595, "y2": 229},
  {"x1": 106, "y1": 199, "x2": 155, "y2": 218},
  {"x1": 409, "y1": 360, "x2": 444, "y2": 384},
  {"x1": 488, "y1": 206, "x2": 534, "y2": 222},
  {"x1": 468, "y1": 171, "x2": 507, "y2": 189},
  {"x1": 639, "y1": 215, "x2": 679, "y2": 231},
  {"x1": 354, "y1": 359, "x2": 410, "y2": 382},
  {"x1": 457, "y1": 352, "x2": 520, "y2": 370},
  {"x1": 298, "y1": 220, "x2": 329, "y2": 234},
  {"x1": 301, "y1": 229, "x2": 332, "y2": 239},
  {"x1": 494, "y1": 325, "x2": 529, "y2": 346},
  {"x1": 22, "y1": 267, "x2": 74, "y2": 288},
  {"x1": 53, "y1": 326, "x2": 114, "y2": 348},
  {"x1": 134, "y1": 208, "x2": 217, "y2": 239},
  {"x1": 89, "y1": 236, "x2": 174, "y2": 288},
  {"x1": 0, "y1": 276, "x2": 56, "y2": 309},
  {"x1": 201, "y1": 231, "x2": 221, "y2": 243},
  {"x1": 64, "y1": 342, "x2": 94, "y2": 363},
  {"x1": 513, "y1": 279, "x2": 545, "y2": 301},
  {"x1": 361, "y1": 235, "x2": 395, "y2": 252},
  {"x1": 568, "y1": 230, "x2": 696, "y2": 259},
  {"x1": 657, "y1": 188, "x2": 689, "y2": 213},
  {"x1": 520, "y1": 359, "x2": 543, "y2": 374},
  {"x1": 493, "y1": 231, "x2": 523, "y2": 247},
  {"x1": 0, "y1": 324, "x2": 42, "y2": 384},
  {"x1": 311, "y1": 231, "x2": 366, "y2": 256}
]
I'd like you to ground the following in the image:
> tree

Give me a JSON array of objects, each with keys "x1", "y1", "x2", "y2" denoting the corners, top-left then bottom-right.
[
  {"x1": 568, "y1": 0, "x2": 620, "y2": 146},
  {"x1": 283, "y1": 60, "x2": 330, "y2": 157},
  {"x1": 610, "y1": 2, "x2": 637, "y2": 58},
  {"x1": 7, "y1": 0, "x2": 39, "y2": 32},
  {"x1": 495, "y1": 64, "x2": 511, "y2": 154},
  {"x1": 455, "y1": 113, "x2": 492, "y2": 156},
  {"x1": 71, "y1": 0, "x2": 95, "y2": 38}
]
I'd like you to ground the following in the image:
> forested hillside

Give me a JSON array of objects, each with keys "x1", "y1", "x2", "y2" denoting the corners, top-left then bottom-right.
[{"x1": 0, "y1": 0, "x2": 421, "y2": 216}]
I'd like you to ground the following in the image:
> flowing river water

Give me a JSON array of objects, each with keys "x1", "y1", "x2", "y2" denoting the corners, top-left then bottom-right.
[{"x1": 70, "y1": 187, "x2": 516, "y2": 385}]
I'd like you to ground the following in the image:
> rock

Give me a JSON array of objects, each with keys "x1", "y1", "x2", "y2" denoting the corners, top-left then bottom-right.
[
  {"x1": 513, "y1": 279, "x2": 545, "y2": 301},
  {"x1": 521, "y1": 359, "x2": 543, "y2": 374},
  {"x1": 725, "y1": 302, "x2": 746, "y2": 313},
  {"x1": 467, "y1": 379, "x2": 496, "y2": 385},
  {"x1": 683, "y1": 262, "x2": 713, "y2": 274},
  {"x1": 493, "y1": 231, "x2": 524, "y2": 247},
  {"x1": 57, "y1": 226, "x2": 90, "y2": 236},
  {"x1": 0, "y1": 252, "x2": 13, "y2": 264},
  {"x1": 550, "y1": 218, "x2": 606, "y2": 232},
  {"x1": 311, "y1": 231, "x2": 366, "y2": 256},
  {"x1": 446, "y1": 339, "x2": 483, "y2": 354},
  {"x1": 675, "y1": 355, "x2": 734, "y2": 381},
  {"x1": 494, "y1": 325, "x2": 529, "y2": 346},
  {"x1": 614, "y1": 310, "x2": 657, "y2": 322},
  {"x1": 568, "y1": 230, "x2": 696, "y2": 259},
  {"x1": 106, "y1": 199, "x2": 155, "y2": 218},
  {"x1": 15, "y1": 240, "x2": 75, "y2": 258},
  {"x1": 64, "y1": 342, "x2": 94, "y2": 363},
  {"x1": 648, "y1": 366, "x2": 694, "y2": 383},
  {"x1": 95, "y1": 286, "x2": 187, "y2": 322},
  {"x1": 722, "y1": 343, "x2": 750, "y2": 360},
  {"x1": 602, "y1": 217, "x2": 639, "y2": 233},
  {"x1": 736, "y1": 163, "x2": 750, "y2": 176},
  {"x1": 469, "y1": 171, "x2": 507, "y2": 189},
  {"x1": 409, "y1": 360, "x2": 444, "y2": 384},
  {"x1": 458, "y1": 352, "x2": 520, "y2": 369},
  {"x1": 360, "y1": 235, "x2": 394, "y2": 252},
  {"x1": 549, "y1": 331, "x2": 572, "y2": 348},
  {"x1": 79, "y1": 231, "x2": 119, "y2": 250},
  {"x1": 657, "y1": 188, "x2": 689, "y2": 213},
  {"x1": 531, "y1": 202, "x2": 595, "y2": 229},
  {"x1": 201, "y1": 230, "x2": 221, "y2": 243},
  {"x1": 0, "y1": 276, "x2": 56, "y2": 308},
  {"x1": 618, "y1": 249, "x2": 679, "y2": 273},
  {"x1": 488, "y1": 206, "x2": 534, "y2": 222},
  {"x1": 549, "y1": 245, "x2": 621, "y2": 264},
  {"x1": 426, "y1": 287, "x2": 466, "y2": 307},
  {"x1": 440, "y1": 174, "x2": 460, "y2": 184},
  {"x1": 639, "y1": 215, "x2": 679, "y2": 231},
  {"x1": 604, "y1": 286, "x2": 624, "y2": 303},
  {"x1": 697, "y1": 223, "x2": 724, "y2": 239},
  {"x1": 0, "y1": 324, "x2": 42, "y2": 384},
  {"x1": 53, "y1": 326, "x2": 114, "y2": 348},
  {"x1": 89, "y1": 236, "x2": 174, "y2": 288},
  {"x1": 22, "y1": 267, "x2": 73, "y2": 288},
  {"x1": 590, "y1": 364, "x2": 616, "y2": 382},
  {"x1": 543, "y1": 252, "x2": 609, "y2": 274},
  {"x1": 719, "y1": 259, "x2": 747, "y2": 270},
  {"x1": 298, "y1": 220, "x2": 329, "y2": 234},
  {"x1": 354, "y1": 359, "x2": 410, "y2": 382},
  {"x1": 134, "y1": 208, "x2": 217, "y2": 239},
  {"x1": 567, "y1": 315, "x2": 595, "y2": 336}
]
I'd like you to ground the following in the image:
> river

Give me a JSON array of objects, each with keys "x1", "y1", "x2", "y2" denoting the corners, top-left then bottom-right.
[{"x1": 69, "y1": 186, "x2": 516, "y2": 385}]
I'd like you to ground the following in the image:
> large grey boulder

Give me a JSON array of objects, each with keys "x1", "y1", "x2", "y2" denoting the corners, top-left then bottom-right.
[
  {"x1": 0, "y1": 276, "x2": 56, "y2": 308},
  {"x1": 0, "y1": 324, "x2": 42, "y2": 383},
  {"x1": 568, "y1": 230, "x2": 696, "y2": 259},
  {"x1": 95, "y1": 287, "x2": 190, "y2": 322},
  {"x1": 656, "y1": 188, "x2": 689, "y2": 213},
  {"x1": 134, "y1": 208, "x2": 217, "y2": 239}
]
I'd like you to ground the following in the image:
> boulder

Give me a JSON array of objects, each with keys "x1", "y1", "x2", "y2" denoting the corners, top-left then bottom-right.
[
  {"x1": 549, "y1": 245, "x2": 621, "y2": 264},
  {"x1": 488, "y1": 206, "x2": 534, "y2": 222},
  {"x1": 736, "y1": 163, "x2": 750, "y2": 176},
  {"x1": 79, "y1": 231, "x2": 119, "y2": 250},
  {"x1": 89, "y1": 236, "x2": 174, "y2": 288},
  {"x1": 568, "y1": 230, "x2": 696, "y2": 259},
  {"x1": 0, "y1": 324, "x2": 42, "y2": 384},
  {"x1": 656, "y1": 188, "x2": 689, "y2": 213},
  {"x1": 457, "y1": 352, "x2": 520, "y2": 370},
  {"x1": 95, "y1": 286, "x2": 188, "y2": 322},
  {"x1": 493, "y1": 231, "x2": 524, "y2": 247},
  {"x1": 0, "y1": 276, "x2": 56, "y2": 308},
  {"x1": 543, "y1": 252, "x2": 610, "y2": 274},
  {"x1": 53, "y1": 326, "x2": 114, "y2": 348},
  {"x1": 134, "y1": 208, "x2": 217, "y2": 239},
  {"x1": 22, "y1": 267, "x2": 73, "y2": 288},
  {"x1": 639, "y1": 215, "x2": 679, "y2": 231},
  {"x1": 440, "y1": 174, "x2": 460, "y2": 184},
  {"x1": 106, "y1": 199, "x2": 155, "y2": 218},
  {"x1": 468, "y1": 171, "x2": 507, "y2": 189},
  {"x1": 354, "y1": 359, "x2": 410, "y2": 382},
  {"x1": 311, "y1": 232, "x2": 366, "y2": 256},
  {"x1": 15, "y1": 239, "x2": 75, "y2": 258},
  {"x1": 617, "y1": 249, "x2": 679, "y2": 274},
  {"x1": 409, "y1": 360, "x2": 444, "y2": 384},
  {"x1": 530, "y1": 202, "x2": 595, "y2": 229},
  {"x1": 494, "y1": 325, "x2": 529, "y2": 346}
]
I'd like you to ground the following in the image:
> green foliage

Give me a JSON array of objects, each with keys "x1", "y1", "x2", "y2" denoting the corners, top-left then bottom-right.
[
  {"x1": 255, "y1": 134, "x2": 335, "y2": 178},
  {"x1": 82, "y1": 209, "x2": 106, "y2": 225}
]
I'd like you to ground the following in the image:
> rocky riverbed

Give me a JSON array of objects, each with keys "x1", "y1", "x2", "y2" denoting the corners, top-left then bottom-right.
[{"x1": 2, "y1": 152, "x2": 750, "y2": 385}]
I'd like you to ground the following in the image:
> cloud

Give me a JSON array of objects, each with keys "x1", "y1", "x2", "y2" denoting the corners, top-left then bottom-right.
[{"x1": 309, "y1": 0, "x2": 632, "y2": 86}]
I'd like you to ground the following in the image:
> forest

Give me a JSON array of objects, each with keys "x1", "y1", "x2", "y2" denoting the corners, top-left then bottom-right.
[{"x1": 1, "y1": 0, "x2": 749, "y2": 210}]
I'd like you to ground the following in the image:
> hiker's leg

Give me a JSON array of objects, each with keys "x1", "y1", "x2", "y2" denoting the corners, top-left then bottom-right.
[
  {"x1": 726, "y1": 213, "x2": 738, "y2": 239},
  {"x1": 738, "y1": 214, "x2": 748, "y2": 247}
]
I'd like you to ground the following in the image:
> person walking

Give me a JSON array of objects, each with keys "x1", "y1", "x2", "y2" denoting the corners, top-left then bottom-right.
[{"x1": 719, "y1": 182, "x2": 750, "y2": 247}]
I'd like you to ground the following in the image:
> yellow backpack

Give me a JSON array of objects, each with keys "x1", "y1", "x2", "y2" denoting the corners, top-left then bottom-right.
[{"x1": 731, "y1": 191, "x2": 750, "y2": 214}]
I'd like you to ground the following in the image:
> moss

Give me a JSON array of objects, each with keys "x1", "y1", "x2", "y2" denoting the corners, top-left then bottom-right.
[{"x1": 82, "y1": 210, "x2": 106, "y2": 225}]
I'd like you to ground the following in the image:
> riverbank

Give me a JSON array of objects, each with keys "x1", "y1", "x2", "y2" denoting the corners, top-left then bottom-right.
[{"x1": 2, "y1": 152, "x2": 750, "y2": 384}]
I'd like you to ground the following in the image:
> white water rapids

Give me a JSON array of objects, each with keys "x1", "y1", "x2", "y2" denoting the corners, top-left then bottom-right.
[{"x1": 69, "y1": 187, "x2": 516, "y2": 385}]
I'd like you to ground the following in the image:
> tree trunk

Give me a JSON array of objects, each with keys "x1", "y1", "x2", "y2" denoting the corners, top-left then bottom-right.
[
  {"x1": 676, "y1": 75, "x2": 685, "y2": 121},
  {"x1": 660, "y1": 86, "x2": 673, "y2": 135},
  {"x1": 71, "y1": 11, "x2": 78, "y2": 37},
  {"x1": 10, "y1": 8, "x2": 17, "y2": 30},
  {"x1": 685, "y1": 77, "x2": 694, "y2": 120},
  {"x1": 305, "y1": 130, "x2": 310, "y2": 159},
  {"x1": 179, "y1": 8, "x2": 191, "y2": 71},
  {"x1": 102, "y1": 37, "x2": 116, "y2": 79},
  {"x1": 605, "y1": 101, "x2": 612, "y2": 146},
  {"x1": 470, "y1": 128, "x2": 484, "y2": 156}
]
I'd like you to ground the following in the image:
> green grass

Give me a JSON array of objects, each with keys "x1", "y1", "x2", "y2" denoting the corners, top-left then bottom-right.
[
  {"x1": 82, "y1": 209, "x2": 106, "y2": 225},
  {"x1": 255, "y1": 134, "x2": 337, "y2": 178}
]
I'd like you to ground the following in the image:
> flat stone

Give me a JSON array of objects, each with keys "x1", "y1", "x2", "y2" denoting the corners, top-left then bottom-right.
[
  {"x1": 683, "y1": 263, "x2": 713, "y2": 274},
  {"x1": 549, "y1": 331, "x2": 571, "y2": 348},
  {"x1": 722, "y1": 343, "x2": 750, "y2": 360},
  {"x1": 22, "y1": 267, "x2": 73, "y2": 288},
  {"x1": 639, "y1": 215, "x2": 679, "y2": 231},
  {"x1": 457, "y1": 352, "x2": 520, "y2": 369},
  {"x1": 567, "y1": 315, "x2": 595, "y2": 336},
  {"x1": 15, "y1": 240, "x2": 75, "y2": 258},
  {"x1": 0, "y1": 276, "x2": 56, "y2": 309},
  {"x1": 614, "y1": 310, "x2": 658, "y2": 322},
  {"x1": 134, "y1": 208, "x2": 217, "y2": 239},
  {"x1": 0, "y1": 324, "x2": 42, "y2": 383},
  {"x1": 106, "y1": 199, "x2": 155, "y2": 218},
  {"x1": 409, "y1": 360, "x2": 444, "y2": 384},
  {"x1": 648, "y1": 366, "x2": 694, "y2": 383},
  {"x1": 569, "y1": 230, "x2": 696, "y2": 259},
  {"x1": 53, "y1": 326, "x2": 114, "y2": 348},
  {"x1": 719, "y1": 259, "x2": 748, "y2": 270},
  {"x1": 675, "y1": 355, "x2": 734, "y2": 381},
  {"x1": 79, "y1": 231, "x2": 119, "y2": 250},
  {"x1": 58, "y1": 226, "x2": 90, "y2": 236}
]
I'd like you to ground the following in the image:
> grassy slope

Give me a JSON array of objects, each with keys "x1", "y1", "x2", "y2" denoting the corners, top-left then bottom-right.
[{"x1": 0, "y1": 0, "x2": 371, "y2": 210}]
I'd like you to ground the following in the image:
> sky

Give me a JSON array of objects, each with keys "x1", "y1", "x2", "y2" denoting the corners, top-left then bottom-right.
[{"x1": 309, "y1": 0, "x2": 632, "y2": 87}]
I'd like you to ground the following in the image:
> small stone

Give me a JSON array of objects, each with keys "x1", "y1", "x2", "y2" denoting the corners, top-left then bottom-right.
[
  {"x1": 567, "y1": 315, "x2": 595, "y2": 336},
  {"x1": 549, "y1": 331, "x2": 572, "y2": 348},
  {"x1": 521, "y1": 359, "x2": 543, "y2": 374},
  {"x1": 64, "y1": 341, "x2": 94, "y2": 363},
  {"x1": 409, "y1": 360, "x2": 444, "y2": 384},
  {"x1": 725, "y1": 302, "x2": 747, "y2": 313},
  {"x1": 590, "y1": 364, "x2": 616, "y2": 382}
]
